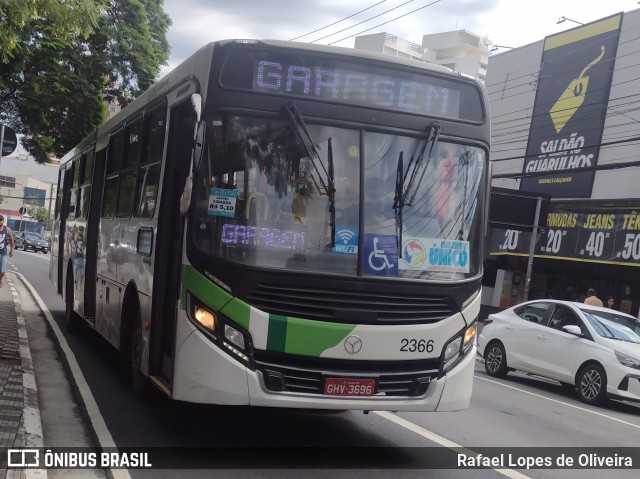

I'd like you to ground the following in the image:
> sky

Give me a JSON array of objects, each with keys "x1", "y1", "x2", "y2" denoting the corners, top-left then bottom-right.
[{"x1": 160, "y1": 0, "x2": 638, "y2": 75}]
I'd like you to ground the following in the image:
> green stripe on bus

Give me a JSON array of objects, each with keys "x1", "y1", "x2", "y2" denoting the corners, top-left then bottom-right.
[
  {"x1": 267, "y1": 314, "x2": 288, "y2": 351},
  {"x1": 267, "y1": 315, "x2": 356, "y2": 356},
  {"x1": 180, "y1": 265, "x2": 233, "y2": 312},
  {"x1": 221, "y1": 298, "x2": 250, "y2": 329}
]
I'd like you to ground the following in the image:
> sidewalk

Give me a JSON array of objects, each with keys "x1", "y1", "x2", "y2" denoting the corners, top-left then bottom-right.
[
  {"x1": 0, "y1": 273, "x2": 43, "y2": 479},
  {"x1": 1, "y1": 269, "x2": 109, "y2": 479}
]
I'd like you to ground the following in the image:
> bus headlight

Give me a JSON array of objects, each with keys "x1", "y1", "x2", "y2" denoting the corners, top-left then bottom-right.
[
  {"x1": 441, "y1": 323, "x2": 476, "y2": 373},
  {"x1": 194, "y1": 306, "x2": 216, "y2": 331},
  {"x1": 225, "y1": 324, "x2": 245, "y2": 350},
  {"x1": 443, "y1": 337, "x2": 462, "y2": 369},
  {"x1": 187, "y1": 293, "x2": 253, "y2": 367}
]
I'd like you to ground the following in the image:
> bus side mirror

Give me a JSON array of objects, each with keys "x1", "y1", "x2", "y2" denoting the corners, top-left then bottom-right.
[
  {"x1": 191, "y1": 93, "x2": 202, "y2": 123},
  {"x1": 193, "y1": 121, "x2": 206, "y2": 173}
]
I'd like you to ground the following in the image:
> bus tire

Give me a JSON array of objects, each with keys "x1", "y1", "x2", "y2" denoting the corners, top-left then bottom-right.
[
  {"x1": 128, "y1": 315, "x2": 151, "y2": 401},
  {"x1": 65, "y1": 275, "x2": 81, "y2": 334}
]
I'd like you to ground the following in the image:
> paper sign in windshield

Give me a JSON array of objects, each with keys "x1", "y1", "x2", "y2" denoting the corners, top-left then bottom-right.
[
  {"x1": 399, "y1": 237, "x2": 470, "y2": 273},
  {"x1": 208, "y1": 188, "x2": 237, "y2": 217}
]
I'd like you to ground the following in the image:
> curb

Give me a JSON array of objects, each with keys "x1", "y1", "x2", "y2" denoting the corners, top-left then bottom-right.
[
  {"x1": 8, "y1": 274, "x2": 47, "y2": 479},
  {"x1": 13, "y1": 272, "x2": 129, "y2": 479}
]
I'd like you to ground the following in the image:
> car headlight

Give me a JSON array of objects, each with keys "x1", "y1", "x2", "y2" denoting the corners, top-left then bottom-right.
[
  {"x1": 187, "y1": 293, "x2": 253, "y2": 366},
  {"x1": 615, "y1": 350, "x2": 640, "y2": 370},
  {"x1": 442, "y1": 323, "x2": 476, "y2": 372}
]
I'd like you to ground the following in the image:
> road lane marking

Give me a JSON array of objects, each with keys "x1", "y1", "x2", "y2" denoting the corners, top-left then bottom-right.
[
  {"x1": 14, "y1": 272, "x2": 132, "y2": 479},
  {"x1": 476, "y1": 375, "x2": 640, "y2": 430},
  {"x1": 374, "y1": 411, "x2": 531, "y2": 479}
]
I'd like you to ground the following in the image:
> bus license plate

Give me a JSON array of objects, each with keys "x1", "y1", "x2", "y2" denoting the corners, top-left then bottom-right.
[{"x1": 324, "y1": 377, "x2": 375, "y2": 396}]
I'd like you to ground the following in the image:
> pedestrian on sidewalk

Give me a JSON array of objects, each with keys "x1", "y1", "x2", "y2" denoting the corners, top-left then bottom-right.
[
  {"x1": 584, "y1": 287, "x2": 603, "y2": 307},
  {"x1": 0, "y1": 214, "x2": 15, "y2": 287}
]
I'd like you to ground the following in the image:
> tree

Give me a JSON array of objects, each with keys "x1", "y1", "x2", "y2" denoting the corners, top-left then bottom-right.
[
  {"x1": 1, "y1": 1, "x2": 171, "y2": 163},
  {"x1": 0, "y1": 0, "x2": 99, "y2": 63},
  {"x1": 26, "y1": 204, "x2": 49, "y2": 225}
]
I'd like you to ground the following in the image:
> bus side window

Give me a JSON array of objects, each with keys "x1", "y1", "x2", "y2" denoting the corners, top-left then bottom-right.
[
  {"x1": 117, "y1": 116, "x2": 143, "y2": 217},
  {"x1": 133, "y1": 103, "x2": 166, "y2": 218},
  {"x1": 102, "y1": 178, "x2": 118, "y2": 218},
  {"x1": 135, "y1": 164, "x2": 161, "y2": 218}
]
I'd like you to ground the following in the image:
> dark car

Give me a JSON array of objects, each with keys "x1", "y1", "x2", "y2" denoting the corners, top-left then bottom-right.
[{"x1": 15, "y1": 232, "x2": 50, "y2": 253}]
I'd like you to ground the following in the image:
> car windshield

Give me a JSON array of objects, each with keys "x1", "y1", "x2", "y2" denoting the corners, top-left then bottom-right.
[
  {"x1": 190, "y1": 114, "x2": 486, "y2": 280},
  {"x1": 25, "y1": 233, "x2": 44, "y2": 240},
  {"x1": 582, "y1": 311, "x2": 640, "y2": 343},
  {"x1": 579, "y1": 307, "x2": 640, "y2": 336}
]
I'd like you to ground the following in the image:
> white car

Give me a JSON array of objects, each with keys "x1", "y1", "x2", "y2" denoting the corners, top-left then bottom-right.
[{"x1": 478, "y1": 300, "x2": 640, "y2": 406}]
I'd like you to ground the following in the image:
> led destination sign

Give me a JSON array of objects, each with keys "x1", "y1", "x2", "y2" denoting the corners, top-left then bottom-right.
[
  {"x1": 255, "y1": 60, "x2": 460, "y2": 118},
  {"x1": 219, "y1": 48, "x2": 484, "y2": 121}
]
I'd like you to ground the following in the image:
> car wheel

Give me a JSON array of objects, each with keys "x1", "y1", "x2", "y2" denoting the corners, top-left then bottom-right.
[
  {"x1": 484, "y1": 341, "x2": 508, "y2": 378},
  {"x1": 577, "y1": 363, "x2": 607, "y2": 405},
  {"x1": 128, "y1": 316, "x2": 151, "y2": 401}
]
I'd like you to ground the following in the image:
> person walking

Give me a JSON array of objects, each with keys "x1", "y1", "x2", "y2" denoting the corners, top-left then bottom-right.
[
  {"x1": 584, "y1": 288, "x2": 603, "y2": 307},
  {"x1": 0, "y1": 215, "x2": 15, "y2": 287}
]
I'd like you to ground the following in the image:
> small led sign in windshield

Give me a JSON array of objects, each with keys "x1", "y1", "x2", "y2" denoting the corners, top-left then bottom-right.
[{"x1": 222, "y1": 223, "x2": 306, "y2": 251}]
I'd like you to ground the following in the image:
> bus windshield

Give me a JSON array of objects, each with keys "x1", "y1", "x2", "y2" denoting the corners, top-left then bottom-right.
[{"x1": 191, "y1": 113, "x2": 486, "y2": 280}]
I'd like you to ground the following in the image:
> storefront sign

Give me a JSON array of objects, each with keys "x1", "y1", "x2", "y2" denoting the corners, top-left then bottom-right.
[
  {"x1": 489, "y1": 206, "x2": 640, "y2": 267},
  {"x1": 520, "y1": 15, "x2": 622, "y2": 197}
]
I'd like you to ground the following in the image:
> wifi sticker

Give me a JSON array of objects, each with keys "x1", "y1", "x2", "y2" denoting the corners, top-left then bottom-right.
[{"x1": 332, "y1": 226, "x2": 358, "y2": 255}]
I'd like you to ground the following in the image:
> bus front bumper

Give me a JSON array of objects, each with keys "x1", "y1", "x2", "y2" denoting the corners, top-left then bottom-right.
[{"x1": 171, "y1": 324, "x2": 476, "y2": 412}]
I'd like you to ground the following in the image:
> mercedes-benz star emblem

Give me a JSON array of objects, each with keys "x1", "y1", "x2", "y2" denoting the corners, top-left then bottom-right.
[{"x1": 344, "y1": 335, "x2": 363, "y2": 354}]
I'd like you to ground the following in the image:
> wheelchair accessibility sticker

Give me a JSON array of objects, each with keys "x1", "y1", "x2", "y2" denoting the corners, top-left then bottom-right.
[{"x1": 363, "y1": 234, "x2": 398, "y2": 275}]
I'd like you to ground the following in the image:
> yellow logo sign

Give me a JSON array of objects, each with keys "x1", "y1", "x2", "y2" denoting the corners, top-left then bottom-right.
[{"x1": 549, "y1": 46, "x2": 605, "y2": 133}]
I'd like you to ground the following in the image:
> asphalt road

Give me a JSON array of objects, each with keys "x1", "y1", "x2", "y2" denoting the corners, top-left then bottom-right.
[{"x1": 9, "y1": 250, "x2": 640, "y2": 479}]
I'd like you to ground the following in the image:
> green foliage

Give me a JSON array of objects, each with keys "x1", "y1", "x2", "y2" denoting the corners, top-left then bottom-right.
[
  {"x1": 24, "y1": 195, "x2": 50, "y2": 224},
  {"x1": 0, "y1": 0, "x2": 99, "y2": 63},
  {"x1": 0, "y1": 0, "x2": 171, "y2": 163},
  {"x1": 25, "y1": 203, "x2": 49, "y2": 224}
]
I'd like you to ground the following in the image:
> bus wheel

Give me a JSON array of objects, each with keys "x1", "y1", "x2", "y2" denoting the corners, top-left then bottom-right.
[
  {"x1": 65, "y1": 277, "x2": 81, "y2": 334},
  {"x1": 128, "y1": 317, "x2": 151, "y2": 401}
]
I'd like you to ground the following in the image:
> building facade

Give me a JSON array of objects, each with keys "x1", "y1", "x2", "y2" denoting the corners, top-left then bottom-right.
[
  {"x1": 484, "y1": 10, "x2": 640, "y2": 315},
  {"x1": 354, "y1": 29, "x2": 492, "y2": 81},
  {"x1": 0, "y1": 146, "x2": 58, "y2": 233},
  {"x1": 421, "y1": 30, "x2": 491, "y2": 81}
]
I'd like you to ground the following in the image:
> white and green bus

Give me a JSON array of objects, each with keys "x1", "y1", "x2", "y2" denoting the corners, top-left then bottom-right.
[{"x1": 51, "y1": 39, "x2": 489, "y2": 411}]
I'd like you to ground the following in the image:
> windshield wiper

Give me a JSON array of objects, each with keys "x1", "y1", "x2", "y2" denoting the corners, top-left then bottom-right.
[
  {"x1": 393, "y1": 152, "x2": 404, "y2": 257},
  {"x1": 327, "y1": 137, "x2": 336, "y2": 247},
  {"x1": 283, "y1": 101, "x2": 336, "y2": 246},
  {"x1": 402, "y1": 121, "x2": 440, "y2": 207},
  {"x1": 392, "y1": 121, "x2": 440, "y2": 257}
]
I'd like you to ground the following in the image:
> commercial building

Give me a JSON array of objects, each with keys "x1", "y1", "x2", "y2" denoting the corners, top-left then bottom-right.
[{"x1": 485, "y1": 10, "x2": 640, "y2": 315}]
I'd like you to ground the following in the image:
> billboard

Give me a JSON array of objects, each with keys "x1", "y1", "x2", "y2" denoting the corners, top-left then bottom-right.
[
  {"x1": 520, "y1": 14, "x2": 622, "y2": 197},
  {"x1": 489, "y1": 205, "x2": 640, "y2": 267}
]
